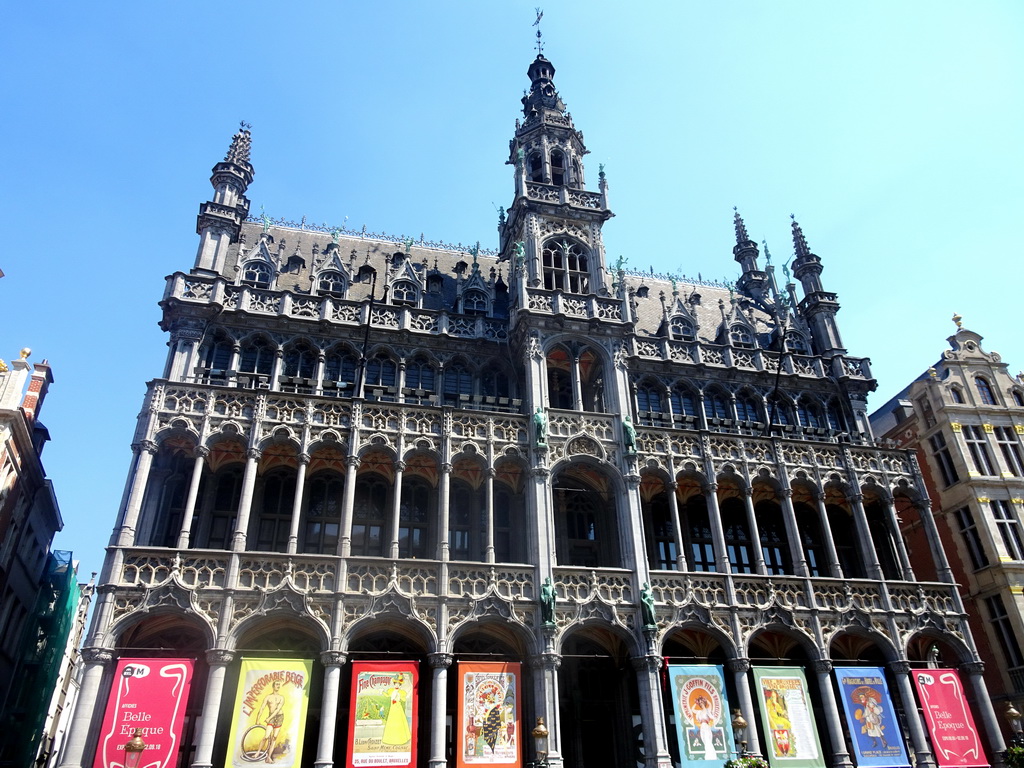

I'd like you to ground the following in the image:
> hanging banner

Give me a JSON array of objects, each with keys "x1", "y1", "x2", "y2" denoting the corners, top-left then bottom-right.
[
  {"x1": 226, "y1": 657, "x2": 312, "y2": 768},
  {"x1": 752, "y1": 667, "x2": 826, "y2": 768},
  {"x1": 93, "y1": 658, "x2": 194, "y2": 768},
  {"x1": 833, "y1": 667, "x2": 910, "y2": 767},
  {"x1": 348, "y1": 660, "x2": 419, "y2": 768},
  {"x1": 912, "y1": 669, "x2": 987, "y2": 767},
  {"x1": 456, "y1": 662, "x2": 521, "y2": 767},
  {"x1": 667, "y1": 665, "x2": 734, "y2": 766}
]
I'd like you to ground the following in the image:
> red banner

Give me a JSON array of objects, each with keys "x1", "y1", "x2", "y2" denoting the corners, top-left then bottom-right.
[
  {"x1": 456, "y1": 662, "x2": 521, "y2": 768},
  {"x1": 912, "y1": 669, "x2": 987, "y2": 767},
  {"x1": 93, "y1": 658, "x2": 194, "y2": 768},
  {"x1": 348, "y1": 661, "x2": 419, "y2": 768}
]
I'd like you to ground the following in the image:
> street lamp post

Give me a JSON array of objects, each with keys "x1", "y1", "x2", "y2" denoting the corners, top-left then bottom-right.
[
  {"x1": 530, "y1": 717, "x2": 549, "y2": 767},
  {"x1": 731, "y1": 708, "x2": 748, "y2": 757},
  {"x1": 123, "y1": 729, "x2": 147, "y2": 768},
  {"x1": 1005, "y1": 702, "x2": 1024, "y2": 748}
]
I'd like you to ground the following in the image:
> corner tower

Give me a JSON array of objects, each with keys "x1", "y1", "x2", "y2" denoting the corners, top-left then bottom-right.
[{"x1": 194, "y1": 124, "x2": 254, "y2": 275}]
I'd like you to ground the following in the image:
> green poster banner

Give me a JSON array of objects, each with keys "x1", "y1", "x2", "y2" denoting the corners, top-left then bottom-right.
[
  {"x1": 226, "y1": 657, "x2": 313, "y2": 767},
  {"x1": 751, "y1": 667, "x2": 826, "y2": 768}
]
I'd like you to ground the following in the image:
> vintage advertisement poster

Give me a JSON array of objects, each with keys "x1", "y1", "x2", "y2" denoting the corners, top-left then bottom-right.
[
  {"x1": 912, "y1": 669, "x2": 987, "y2": 767},
  {"x1": 667, "y1": 665, "x2": 734, "y2": 766},
  {"x1": 348, "y1": 661, "x2": 419, "y2": 768},
  {"x1": 752, "y1": 667, "x2": 825, "y2": 768},
  {"x1": 226, "y1": 658, "x2": 312, "y2": 768},
  {"x1": 456, "y1": 662, "x2": 521, "y2": 767},
  {"x1": 93, "y1": 658, "x2": 194, "y2": 768},
  {"x1": 833, "y1": 667, "x2": 910, "y2": 767}
]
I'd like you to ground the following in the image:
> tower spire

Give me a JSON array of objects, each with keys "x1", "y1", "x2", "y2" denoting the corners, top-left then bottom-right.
[
  {"x1": 733, "y1": 207, "x2": 766, "y2": 300},
  {"x1": 193, "y1": 123, "x2": 254, "y2": 274},
  {"x1": 789, "y1": 215, "x2": 845, "y2": 356}
]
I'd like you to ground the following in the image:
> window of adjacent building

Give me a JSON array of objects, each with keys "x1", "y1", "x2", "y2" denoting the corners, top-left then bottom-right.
[
  {"x1": 994, "y1": 426, "x2": 1024, "y2": 476},
  {"x1": 928, "y1": 431, "x2": 960, "y2": 487},
  {"x1": 953, "y1": 506, "x2": 989, "y2": 570},
  {"x1": 317, "y1": 270, "x2": 347, "y2": 297},
  {"x1": 985, "y1": 594, "x2": 1024, "y2": 669},
  {"x1": 963, "y1": 424, "x2": 997, "y2": 475},
  {"x1": 1013, "y1": 390, "x2": 1024, "y2": 407},
  {"x1": 950, "y1": 386, "x2": 965, "y2": 404},
  {"x1": 542, "y1": 239, "x2": 589, "y2": 294},
  {"x1": 391, "y1": 280, "x2": 419, "y2": 307},
  {"x1": 976, "y1": 376, "x2": 997, "y2": 405},
  {"x1": 992, "y1": 499, "x2": 1024, "y2": 560},
  {"x1": 241, "y1": 261, "x2": 273, "y2": 288},
  {"x1": 729, "y1": 325, "x2": 754, "y2": 349},
  {"x1": 669, "y1": 317, "x2": 696, "y2": 342}
]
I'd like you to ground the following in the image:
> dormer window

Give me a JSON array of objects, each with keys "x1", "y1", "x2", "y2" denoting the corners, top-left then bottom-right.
[
  {"x1": 786, "y1": 334, "x2": 809, "y2": 354},
  {"x1": 317, "y1": 270, "x2": 347, "y2": 297},
  {"x1": 730, "y1": 325, "x2": 754, "y2": 349},
  {"x1": 669, "y1": 317, "x2": 696, "y2": 342},
  {"x1": 392, "y1": 280, "x2": 419, "y2": 307},
  {"x1": 551, "y1": 150, "x2": 566, "y2": 186},
  {"x1": 462, "y1": 290, "x2": 488, "y2": 316},
  {"x1": 241, "y1": 261, "x2": 273, "y2": 289},
  {"x1": 542, "y1": 238, "x2": 589, "y2": 294}
]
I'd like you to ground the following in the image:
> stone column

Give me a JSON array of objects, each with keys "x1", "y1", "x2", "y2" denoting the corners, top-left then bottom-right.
[
  {"x1": 571, "y1": 355, "x2": 583, "y2": 411},
  {"x1": 56, "y1": 647, "x2": 114, "y2": 768},
  {"x1": 667, "y1": 482, "x2": 688, "y2": 570},
  {"x1": 888, "y1": 660, "x2": 936, "y2": 768},
  {"x1": 814, "y1": 493, "x2": 843, "y2": 578},
  {"x1": 960, "y1": 660, "x2": 1007, "y2": 766},
  {"x1": 742, "y1": 488, "x2": 768, "y2": 574},
  {"x1": 884, "y1": 498, "x2": 915, "y2": 580},
  {"x1": 847, "y1": 493, "x2": 883, "y2": 580},
  {"x1": 192, "y1": 649, "x2": 236, "y2": 768},
  {"x1": 531, "y1": 652, "x2": 564, "y2": 768},
  {"x1": 484, "y1": 467, "x2": 496, "y2": 563},
  {"x1": 726, "y1": 658, "x2": 761, "y2": 756},
  {"x1": 178, "y1": 446, "x2": 209, "y2": 548},
  {"x1": 231, "y1": 448, "x2": 262, "y2": 551},
  {"x1": 388, "y1": 461, "x2": 407, "y2": 558},
  {"x1": 812, "y1": 660, "x2": 853, "y2": 768},
  {"x1": 632, "y1": 656, "x2": 673, "y2": 768},
  {"x1": 427, "y1": 653, "x2": 454, "y2": 768},
  {"x1": 437, "y1": 463, "x2": 452, "y2": 561},
  {"x1": 287, "y1": 454, "x2": 310, "y2": 555},
  {"x1": 117, "y1": 440, "x2": 158, "y2": 546},
  {"x1": 705, "y1": 484, "x2": 732, "y2": 575},
  {"x1": 315, "y1": 651, "x2": 347, "y2": 768},
  {"x1": 778, "y1": 488, "x2": 809, "y2": 576},
  {"x1": 339, "y1": 455, "x2": 359, "y2": 557},
  {"x1": 913, "y1": 497, "x2": 955, "y2": 583}
]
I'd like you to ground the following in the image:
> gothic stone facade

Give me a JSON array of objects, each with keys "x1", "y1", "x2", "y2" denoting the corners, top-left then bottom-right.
[{"x1": 61, "y1": 55, "x2": 1005, "y2": 768}]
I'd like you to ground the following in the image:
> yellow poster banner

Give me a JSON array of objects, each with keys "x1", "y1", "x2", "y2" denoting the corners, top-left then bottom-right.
[{"x1": 227, "y1": 657, "x2": 313, "y2": 768}]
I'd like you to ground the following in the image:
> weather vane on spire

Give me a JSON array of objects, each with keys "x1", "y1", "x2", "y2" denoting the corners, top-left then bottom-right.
[{"x1": 533, "y1": 8, "x2": 545, "y2": 55}]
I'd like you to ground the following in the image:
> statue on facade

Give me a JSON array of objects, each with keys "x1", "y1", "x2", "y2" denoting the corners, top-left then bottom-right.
[
  {"x1": 540, "y1": 577, "x2": 556, "y2": 626},
  {"x1": 640, "y1": 582, "x2": 656, "y2": 629},
  {"x1": 622, "y1": 415, "x2": 637, "y2": 454},
  {"x1": 534, "y1": 407, "x2": 547, "y2": 447}
]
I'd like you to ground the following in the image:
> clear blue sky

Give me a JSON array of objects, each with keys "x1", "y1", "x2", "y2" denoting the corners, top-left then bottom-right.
[{"x1": 3, "y1": 1, "x2": 1022, "y2": 580}]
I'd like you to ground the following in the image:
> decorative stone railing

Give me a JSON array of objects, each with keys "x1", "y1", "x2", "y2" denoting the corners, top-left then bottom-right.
[
  {"x1": 524, "y1": 288, "x2": 625, "y2": 322},
  {"x1": 524, "y1": 182, "x2": 605, "y2": 211}
]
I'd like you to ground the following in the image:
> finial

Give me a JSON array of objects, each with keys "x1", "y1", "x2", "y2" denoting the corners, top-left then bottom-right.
[
  {"x1": 20, "y1": 348, "x2": 31, "y2": 360},
  {"x1": 533, "y1": 8, "x2": 545, "y2": 55},
  {"x1": 733, "y1": 207, "x2": 750, "y2": 244},
  {"x1": 790, "y1": 214, "x2": 811, "y2": 259},
  {"x1": 952, "y1": 312, "x2": 963, "y2": 329},
  {"x1": 928, "y1": 367, "x2": 938, "y2": 379},
  {"x1": 224, "y1": 122, "x2": 252, "y2": 165},
  {"x1": 599, "y1": 163, "x2": 605, "y2": 178},
  {"x1": 762, "y1": 239, "x2": 772, "y2": 264},
  {"x1": 0, "y1": 360, "x2": 6, "y2": 373}
]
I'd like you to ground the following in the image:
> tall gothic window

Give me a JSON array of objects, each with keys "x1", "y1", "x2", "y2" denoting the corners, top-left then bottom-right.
[
  {"x1": 756, "y1": 502, "x2": 791, "y2": 575},
  {"x1": 721, "y1": 499, "x2": 754, "y2": 574},
  {"x1": 550, "y1": 150, "x2": 566, "y2": 186},
  {"x1": 352, "y1": 475, "x2": 389, "y2": 557},
  {"x1": 239, "y1": 336, "x2": 274, "y2": 377},
  {"x1": 365, "y1": 354, "x2": 397, "y2": 389},
  {"x1": 670, "y1": 386, "x2": 698, "y2": 420},
  {"x1": 704, "y1": 388, "x2": 731, "y2": 421},
  {"x1": 542, "y1": 239, "x2": 589, "y2": 294},
  {"x1": 443, "y1": 363, "x2": 473, "y2": 406},
  {"x1": 684, "y1": 496, "x2": 716, "y2": 572},
  {"x1": 256, "y1": 470, "x2": 296, "y2": 552},
  {"x1": 399, "y1": 477, "x2": 432, "y2": 559},
  {"x1": 735, "y1": 391, "x2": 761, "y2": 422},
  {"x1": 528, "y1": 152, "x2": 544, "y2": 183},
  {"x1": 323, "y1": 348, "x2": 359, "y2": 390},
  {"x1": 283, "y1": 341, "x2": 318, "y2": 380},
  {"x1": 636, "y1": 381, "x2": 665, "y2": 420},
  {"x1": 303, "y1": 473, "x2": 343, "y2": 554},
  {"x1": 404, "y1": 356, "x2": 436, "y2": 394}
]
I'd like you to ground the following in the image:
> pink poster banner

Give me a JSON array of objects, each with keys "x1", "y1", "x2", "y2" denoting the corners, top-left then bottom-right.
[
  {"x1": 93, "y1": 658, "x2": 194, "y2": 768},
  {"x1": 911, "y1": 669, "x2": 986, "y2": 767}
]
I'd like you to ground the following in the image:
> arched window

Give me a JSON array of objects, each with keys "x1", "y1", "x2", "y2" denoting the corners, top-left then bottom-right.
[
  {"x1": 670, "y1": 386, "x2": 698, "y2": 420},
  {"x1": 721, "y1": 498, "x2": 754, "y2": 574},
  {"x1": 199, "y1": 334, "x2": 233, "y2": 383},
  {"x1": 462, "y1": 290, "x2": 488, "y2": 316},
  {"x1": 147, "y1": 451, "x2": 190, "y2": 547},
  {"x1": 683, "y1": 496, "x2": 716, "y2": 572},
  {"x1": 550, "y1": 149, "x2": 566, "y2": 186},
  {"x1": 241, "y1": 261, "x2": 273, "y2": 289},
  {"x1": 797, "y1": 397, "x2": 824, "y2": 428},
  {"x1": 391, "y1": 280, "x2": 419, "y2": 307},
  {"x1": 755, "y1": 501, "x2": 791, "y2": 575},
  {"x1": 546, "y1": 346, "x2": 574, "y2": 410},
  {"x1": 976, "y1": 376, "x2": 997, "y2": 405},
  {"x1": 864, "y1": 500, "x2": 902, "y2": 580},
  {"x1": 399, "y1": 477, "x2": 433, "y2": 558},
  {"x1": 704, "y1": 388, "x2": 731, "y2": 420},
  {"x1": 579, "y1": 348, "x2": 606, "y2": 412},
  {"x1": 950, "y1": 386, "x2": 965, "y2": 404},
  {"x1": 195, "y1": 465, "x2": 243, "y2": 549},
  {"x1": 826, "y1": 400, "x2": 844, "y2": 431},
  {"x1": 636, "y1": 381, "x2": 665, "y2": 418},
  {"x1": 317, "y1": 270, "x2": 347, "y2": 297},
  {"x1": 828, "y1": 505, "x2": 865, "y2": 579},
  {"x1": 554, "y1": 476, "x2": 620, "y2": 568},
  {"x1": 256, "y1": 469, "x2": 296, "y2": 552},
  {"x1": 669, "y1": 317, "x2": 696, "y2": 342},
  {"x1": 303, "y1": 472, "x2": 343, "y2": 554},
  {"x1": 542, "y1": 239, "x2": 589, "y2": 294},
  {"x1": 352, "y1": 475, "x2": 389, "y2": 557},
  {"x1": 641, "y1": 487, "x2": 677, "y2": 570},
  {"x1": 239, "y1": 336, "x2": 274, "y2": 377},
  {"x1": 786, "y1": 334, "x2": 809, "y2": 354},
  {"x1": 528, "y1": 152, "x2": 544, "y2": 183},
  {"x1": 323, "y1": 348, "x2": 359, "y2": 390},
  {"x1": 735, "y1": 391, "x2": 761, "y2": 422},
  {"x1": 365, "y1": 354, "x2": 397, "y2": 389},
  {"x1": 404, "y1": 356, "x2": 436, "y2": 393},
  {"x1": 1014, "y1": 390, "x2": 1024, "y2": 407},
  {"x1": 283, "y1": 342, "x2": 318, "y2": 380},
  {"x1": 450, "y1": 480, "x2": 483, "y2": 561},
  {"x1": 480, "y1": 365, "x2": 511, "y2": 399},
  {"x1": 443, "y1": 363, "x2": 473, "y2": 406},
  {"x1": 494, "y1": 484, "x2": 525, "y2": 563},
  {"x1": 730, "y1": 325, "x2": 754, "y2": 349},
  {"x1": 768, "y1": 395, "x2": 793, "y2": 426},
  {"x1": 795, "y1": 503, "x2": 829, "y2": 577}
]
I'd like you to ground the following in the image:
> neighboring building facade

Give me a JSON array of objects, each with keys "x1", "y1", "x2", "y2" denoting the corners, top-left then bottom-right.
[
  {"x1": 0, "y1": 353, "x2": 70, "y2": 766},
  {"x1": 60, "y1": 54, "x2": 1006, "y2": 768},
  {"x1": 871, "y1": 320, "x2": 1024, "y2": 734}
]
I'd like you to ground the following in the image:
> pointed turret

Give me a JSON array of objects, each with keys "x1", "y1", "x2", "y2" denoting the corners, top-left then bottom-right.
[
  {"x1": 733, "y1": 208, "x2": 768, "y2": 300},
  {"x1": 789, "y1": 216, "x2": 845, "y2": 356},
  {"x1": 194, "y1": 124, "x2": 254, "y2": 274}
]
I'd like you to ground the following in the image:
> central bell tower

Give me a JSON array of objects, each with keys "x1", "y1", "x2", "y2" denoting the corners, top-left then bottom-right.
[{"x1": 499, "y1": 54, "x2": 614, "y2": 300}]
